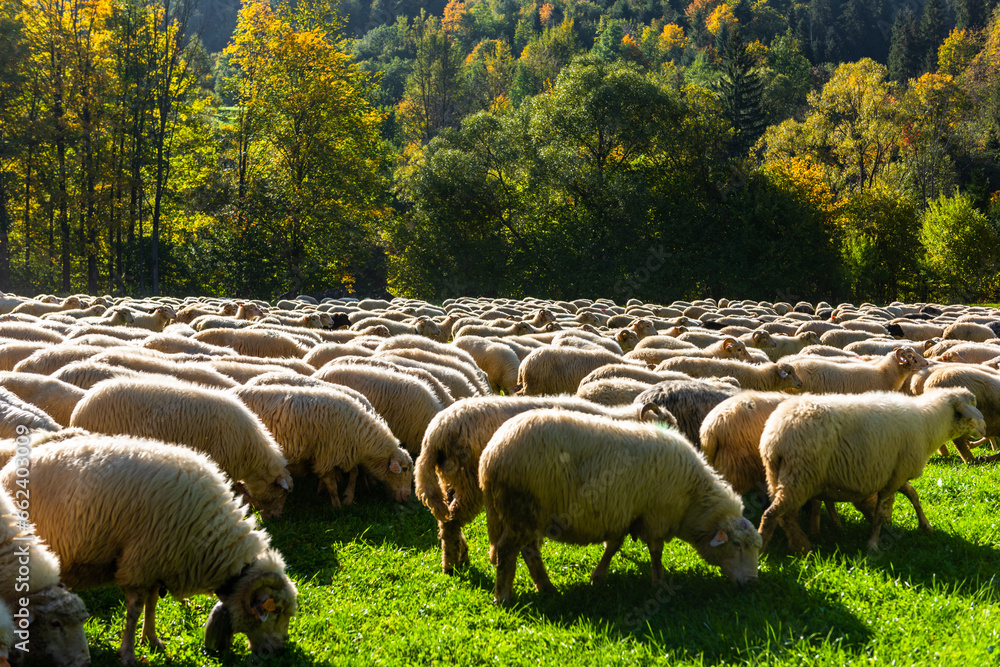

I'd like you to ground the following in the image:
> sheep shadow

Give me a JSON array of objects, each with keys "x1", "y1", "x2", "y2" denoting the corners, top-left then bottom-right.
[{"x1": 484, "y1": 559, "x2": 871, "y2": 664}]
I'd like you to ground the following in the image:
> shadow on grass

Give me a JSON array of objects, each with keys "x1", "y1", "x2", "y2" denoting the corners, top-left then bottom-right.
[{"x1": 473, "y1": 555, "x2": 871, "y2": 664}]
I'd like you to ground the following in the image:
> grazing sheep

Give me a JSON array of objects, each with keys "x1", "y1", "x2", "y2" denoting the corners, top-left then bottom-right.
[
  {"x1": 578, "y1": 364, "x2": 690, "y2": 386},
  {"x1": 326, "y1": 356, "x2": 456, "y2": 407},
  {"x1": 786, "y1": 347, "x2": 928, "y2": 394},
  {"x1": 244, "y1": 372, "x2": 378, "y2": 414},
  {"x1": 1, "y1": 433, "x2": 297, "y2": 665},
  {"x1": 634, "y1": 379, "x2": 741, "y2": 448},
  {"x1": 481, "y1": 409, "x2": 761, "y2": 603},
  {"x1": 758, "y1": 388, "x2": 985, "y2": 554},
  {"x1": 10, "y1": 296, "x2": 84, "y2": 317},
  {"x1": 142, "y1": 333, "x2": 237, "y2": 357},
  {"x1": 633, "y1": 335, "x2": 699, "y2": 351},
  {"x1": 516, "y1": 346, "x2": 626, "y2": 395},
  {"x1": 0, "y1": 372, "x2": 85, "y2": 427},
  {"x1": 51, "y1": 360, "x2": 148, "y2": 390},
  {"x1": 0, "y1": 341, "x2": 50, "y2": 371},
  {"x1": 208, "y1": 359, "x2": 306, "y2": 384},
  {"x1": 764, "y1": 331, "x2": 822, "y2": 362},
  {"x1": 576, "y1": 377, "x2": 653, "y2": 405},
  {"x1": 373, "y1": 346, "x2": 490, "y2": 395},
  {"x1": 233, "y1": 385, "x2": 413, "y2": 506},
  {"x1": 820, "y1": 329, "x2": 880, "y2": 348},
  {"x1": 65, "y1": 323, "x2": 148, "y2": 341},
  {"x1": 625, "y1": 337, "x2": 752, "y2": 365},
  {"x1": 69, "y1": 377, "x2": 292, "y2": 518},
  {"x1": 0, "y1": 485, "x2": 90, "y2": 667},
  {"x1": 655, "y1": 359, "x2": 802, "y2": 392},
  {"x1": 303, "y1": 342, "x2": 374, "y2": 368},
  {"x1": 416, "y1": 395, "x2": 674, "y2": 573},
  {"x1": 0, "y1": 387, "x2": 61, "y2": 437},
  {"x1": 943, "y1": 321, "x2": 996, "y2": 342},
  {"x1": 193, "y1": 328, "x2": 308, "y2": 359},
  {"x1": 312, "y1": 365, "x2": 443, "y2": 455},
  {"x1": 453, "y1": 337, "x2": 520, "y2": 394},
  {"x1": 12, "y1": 344, "x2": 105, "y2": 375},
  {"x1": 886, "y1": 321, "x2": 944, "y2": 341},
  {"x1": 931, "y1": 342, "x2": 1000, "y2": 364},
  {"x1": 89, "y1": 306, "x2": 136, "y2": 327},
  {"x1": 0, "y1": 321, "x2": 64, "y2": 344},
  {"x1": 175, "y1": 301, "x2": 239, "y2": 324},
  {"x1": 919, "y1": 366, "x2": 1000, "y2": 463},
  {"x1": 90, "y1": 348, "x2": 238, "y2": 389},
  {"x1": 375, "y1": 352, "x2": 478, "y2": 399},
  {"x1": 700, "y1": 391, "x2": 792, "y2": 495}
]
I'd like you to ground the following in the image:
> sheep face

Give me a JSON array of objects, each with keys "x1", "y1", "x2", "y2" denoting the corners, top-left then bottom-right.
[
  {"x1": 415, "y1": 317, "x2": 441, "y2": 338},
  {"x1": 694, "y1": 516, "x2": 762, "y2": 586},
  {"x1": 382, "y1": 449, "x2": 414, "y2": 503},
  {"x1": 946, "y1": 390, "x2": 987, "y2": 441},
  {"x1": 721, "y1": 338, "x2": 752, "y2": 362},
  {"x1": 512, "y1": 322, "x2": 536, "y2": 336},
  {"x1": 630, "y1": 319, "x2": 658, "y2": 339},
  {"x1": 894, "y1": 346, "x2": 930, "y2": 373},
  {"x1": 221, "y1": 302, "x2": 239, "y2": 316},
  {"x1": 775, "y1": 364, "x2": 803, "y2": 392},
  {"x1": 207, "y1": 554, "x2": 298, "y2": 657},
  {"x1": 751, "y1": 331, "x2": 777, "y2": 349},
  {"x1": 24, "y1": 584, "x2": 91, "y2": 667},
  {"x1": 238, "y1": 473, "x2": 292, "y2": 519},
  {"x1": 616, "y1": 329, "x2": 639, "y2": 353}
]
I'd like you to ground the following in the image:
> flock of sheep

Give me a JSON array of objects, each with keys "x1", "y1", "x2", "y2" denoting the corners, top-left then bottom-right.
[{"x1": 0, "y1": 292, "x2": 997, "y2": 664}]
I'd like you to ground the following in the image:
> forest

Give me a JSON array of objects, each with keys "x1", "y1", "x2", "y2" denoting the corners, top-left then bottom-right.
[{"x1": 1, "y1": 0, "x2": 999, "y2": 303}]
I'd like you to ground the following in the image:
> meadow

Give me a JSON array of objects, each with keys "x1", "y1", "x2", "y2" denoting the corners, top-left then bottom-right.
[{"x1": 78, "y1": 452, "x2": 1000, "y2": 666}]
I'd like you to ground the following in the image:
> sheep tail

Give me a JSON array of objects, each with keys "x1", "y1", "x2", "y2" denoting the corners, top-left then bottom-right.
[{"x1": 414, "y1": 434, "x2": 451, "y2": 522}]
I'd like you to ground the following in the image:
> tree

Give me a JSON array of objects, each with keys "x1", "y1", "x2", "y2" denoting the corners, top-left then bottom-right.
[
  {"x1": 888, "y1": 7, "x2": 921, "y2": 82},
  {"x1": 919, "y1": 0, "x2": 948, "y2": 72},
  {"x1": 921, "y1": 190, "x2": 1000, "y2": 301},
  {"x1": 398, "y1": 11, "x2": 464, "y2": 146},
  {"x1": 715, "y1": 28, "x2": 766, "y2": 157},
  {"x1": 0, "y1": 4, "x2": 27, "y2": 290}
]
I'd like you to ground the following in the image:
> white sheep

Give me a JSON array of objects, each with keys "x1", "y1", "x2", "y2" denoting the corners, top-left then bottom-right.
[
  {"x1": 764, "y1": 331, "x2": 822, "y2": 361},
  {"x1": 625, "y1": 337, "x2": 752, "y2": 365},
  {"x1": 516, "y1": 346, "x2": 627, "y2": 395},
  {"x1": 576, "y1": 377, "x2": 653, "y2": 405},
  {"x1": 480, "y1": 409, "x2": 761, "y2": 603},
  {"x1": 127, "y1": 305, "x2": 176, "y2": 332},
  {"x1": 0, "y1": 372, "x2": 85, "y2": 427},
  {"x1": 415, "y1": 395, "x2": 673, "y2": 573},
  {"x1": 90, "y1": 347, "x2": 238, "y2": 389},
  {"x1": 312, "y1": 364, "x2": 443, "y2": 455},
  {"x1": 192, "y1": 328, "x2": 308, "y2": 358},
  {"x1": 0, "y1": 387, "x2": 61, "y2": 437},
  {"x1": 1, "y1": 432, "x2": 297, "y2": 665},
  {"x1": 303, "y1": 342, "x2": 374, "y2": 368},
  {"x1": 453, "y1": 337, "x2": 520, "y2": 394},
  {"x1": 0, "y1": 483, "x2": 90, "y2": 666},
  {"x1": 786, "y1": 347, "x2": 928, "y2": 394},
  {"x1": 633, "y1": 379, "x2": 741, "y2": 448},
  {"x1": 655, "y1": 358, "x2": 802, "y2": 392},
  {"x1": 232, "y1": 385, "x2": 413, "y2": 507},
  {"x1": 758, "y1": 388, "x2": 985, "y2": 554},
  {"x1": 69, "y1": 377, "x2": 292, "y2": 518},
  {"x1": 12, "y1": 344, "x2": 105, "y2": 375}
]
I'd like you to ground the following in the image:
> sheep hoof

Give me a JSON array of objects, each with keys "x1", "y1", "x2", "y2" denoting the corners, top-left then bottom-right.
[
  {"x1": 142, "y1": 635, "x2": 166, "y2": 652},
  {"x1": 971, "y1": 454, "x2": 1000, "y2": 465}
]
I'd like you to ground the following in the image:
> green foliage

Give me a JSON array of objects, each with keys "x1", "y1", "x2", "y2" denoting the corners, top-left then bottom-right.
[
  {"x1": 921, "y1": 190, "x2": 1000, "y2": 301},
  {"x1": 716, "y1": 29, "x2": 767, "y2": 157}
]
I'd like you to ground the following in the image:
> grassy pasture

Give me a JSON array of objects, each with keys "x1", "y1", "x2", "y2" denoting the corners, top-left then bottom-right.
[{"x1": 78, "y1": 453, "x2": 1000, "y2": 666}]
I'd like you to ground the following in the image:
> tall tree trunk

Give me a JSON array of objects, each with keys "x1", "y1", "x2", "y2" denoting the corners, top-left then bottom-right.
[{"x1": 0, "y1": 173, "x2": 11, "y2": 291}]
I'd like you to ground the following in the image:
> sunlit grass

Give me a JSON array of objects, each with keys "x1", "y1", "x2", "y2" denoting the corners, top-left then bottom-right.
[{"x1": 79, "y1": 453, "x2": 1000, "y2": 665}]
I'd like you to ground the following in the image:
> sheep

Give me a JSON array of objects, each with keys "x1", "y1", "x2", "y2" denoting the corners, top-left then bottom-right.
[
  {"x1": 844, "y1": 338, "x2": 917, "y2": 356},
  {"x1": 51, "y1": 360, "x2": 149, "y2": 390},
  {"x1": 625, "y1": 337, "x2": 752, "y2": 365},
  {"x1": 141, "y1": 333, "x2": 237, "y2": 356},
  {"x1": 326, "y1": 356, "x2": 456, "y2": 407},
  {"x1": 10, "y1": 295, "x2": 84, "y2": 317},
  {"x1": 375, "y1": 352, "x2": 478, "y2": 399},
  {"x1": 943, "y1": 321, "x2": 996, "y2": 342},
  {"x1": 700, "y1": 391, "x2": 792, "y2": 495},
  {"x1": 372, "y1": 346, "x2": 490, "y2": 395},
  {"x1": 0, "y1": 387, "x2": 61, "y2": 437},
  {"x1": 69, "y1": 377, "x2": 292, "y2": 518},
  {"x1": 303, "y1": 342, "x2": 374, "y2": 368},
  {"x1": 452, "y1": 337, "x2": 520, "y2": 394},
  {"x1": 0, "y1": 485, "x2": 90, "y2": 667},
  {"x1": 454, "y1": 321, "x2": 538, "y2": 338},
  {"x1": 759, "y1": 331, "x2": 820, "y2": 362},
  {"x1": 312, "y1": 365, "x2": 443, "y2": 455},
  {"x1": 192, "y1": 328, "x2": 308, "y2": 359},
  {"x1": 786, "y1": 347, "x2": 929, "y2": 394},
  {"x1": 0, "y1": 372, "x2": 85, "y2": 427},
  {"x1": 655, "y1": 359, "x2": 802, "y2": 392},
  {"x1": 820, "y1": 329, "x2": 881, "y2": 348},
  {"x1": 0, "y1": 341, "x2": 50, "y2": 371},
  {"x1": 918, "y1": 365, "x2": 1000, "y2": 463},
  {"x1": 516, "y1": 346, "x2": 627, "y2": 395},
  {"x1": 576, "y1": 377, "x2": 653, "y2": 405},
  {"x1": 886, "y1": 320, "x2": 944, "y2": 341},
  {"x1": 931, "y1": 342, "x2": 1000, "y2": 364},
  {"x1": 232, "y1": 385, "x2": 413, "y2": 507},
  {"x1": 90, "y1": 348, "x2": 238, "y2": 389},
  {"x1": 0, "y1": 321, "x2": 64, "y2": 344},
  {"x1": 174, "y1": 301, "x2": 239, "y2": 324},
  {"x1": 12, "y1": 344, "x2": 105, "y2": 375},
  {"x1": 88, "y1": 305, "x2": 136, "y2": 327},
  {"x1": 415, "y1": 395, "x2": 674, "y2": 573},
  {"x1": 348, "y1": 317, "x2": 423, "y2": 336},
  {"x1": 244, "y1": 372, "x2": 378, "y2": 414},
  {"x1": 633, "y1": 379, "x2": 741, "y2": 447},
  {"x1": 480, "y1": 409, "x2": 761, "y2": 603},
  {"x1": 64, "y1": 323, "x2": 148, "y2": 341},
  {"x1": 633, "y1": 335, "x2": 699, "y2": 351},
  {"x1": 126, "y1": 305, "x2": 176, "y2": 332},
  {"x1": 578, "y1": 364, "x2": 691, "y2": 386},
  {"x1": 757, "y1": 388, "x2": 985, "y2": 554},
  {"x1": 1, "y1": 432, "x2": 297, "y2": 664},
  {"x1": 209, "y1": 359, "x2": 308, "y2": 384}
]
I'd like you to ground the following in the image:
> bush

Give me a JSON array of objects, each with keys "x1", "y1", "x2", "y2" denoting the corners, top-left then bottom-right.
[{"x1": 921, "y1": 191, "x2": 1000, "y2": 302}]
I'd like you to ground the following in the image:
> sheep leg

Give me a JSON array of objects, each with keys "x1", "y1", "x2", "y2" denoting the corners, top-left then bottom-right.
[
  {"x1": 521, "y1": 539, "x2": 554, "y2": 592},
  {"x1": 825, "y1": 501, "x2": 845, "y2": 530},
  {"x1": 640, "y1": 539, "x2": 662, "y2": 585},
  {"x1": 317, "y1": 473, "x2": 342, "y2": 509},
  {"x1": 140, "y1": 587, "x2": 165, "y2": 652},
  {"x1": 778, "y1": 514, "x2": 811, "y2": 555},
  {"x1": 865, "y1": 491, "x2": 895, "y2": 551},
  {"x1": 493, "y1": 530, "x2": 521, "y2": 604},
  {"x1": 439, "y1": 519, "x2": 465, "y2": 574},
  {"x1": 118, "y1": 587, "x2": 144, "y2": 666},
  {"x1": 340, "y1": 467, "x2": 359, "y2": 506},
  {"x1": 899, "y1": 482, "x2": 933, "y2": 531},
  {"x1": 938, "y1": 444, "x2": 951, "y2": 457},
  {"x1": 953, "y1": 436, "x2": 976, "y2": 463},
  {"x1": 590, "y1": 534, "x2": 626, "y2": 585},
  {"x1": 759, "y1": 491, "x2": 802, "y2": 553}
]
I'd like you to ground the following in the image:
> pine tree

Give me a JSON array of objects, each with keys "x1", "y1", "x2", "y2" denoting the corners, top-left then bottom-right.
[
  {"x1": 920, "y1": 0, "x2": 947, "y2": 72},
  {"x1": 888, "y1": 7, "x2": 921, "y2": 81},
  {"x1": 716, "y1": 28, "x2": 767, "y2": 158}
]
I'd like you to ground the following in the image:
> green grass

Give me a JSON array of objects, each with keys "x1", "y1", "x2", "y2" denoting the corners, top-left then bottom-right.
[{"x1": 79, "y1": 454, "x2": 1000, "y2": 666}]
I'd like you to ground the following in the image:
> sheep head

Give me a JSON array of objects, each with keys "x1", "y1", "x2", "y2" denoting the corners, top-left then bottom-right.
[
  {"x1": 894, "y1": 347, "x2": 930, "y2": 373},
  {"x1": 629, "y1": 318, "x2": 658, "y2": 339},
  {"x1": 207, "y1": 550, "x2": 298, "y2": 656},
  {"x1": 751, "y1": 330, "x2": 777, "y2": 349},
  {"x1": 616, "y1": 329, "x2": 639, "y2": 353},
  {"x1": 20, "y1": 584, "x2": 91, "y2": 667},
  {"x1": 378, "y1": 447, "x2": 413, "y2": 503},
  {"x1": 720, "y1": 338, "x2": 752, "y2": 362},
  {"x1": 774, "y1": 363, "x2": 803, "y2": 392},
  {"x1": 636, "y1": 402, "x2": 677, "y2": 427},
  {"x1": 694, "y1": 516, "x2": 761, "y2": 586},
  {"x1": 237, "y1": 471, "x2": 293, "y2": 519}
]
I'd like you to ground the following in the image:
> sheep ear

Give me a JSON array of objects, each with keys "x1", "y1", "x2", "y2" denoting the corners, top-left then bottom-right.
[
  {"x1": 710, "y1": 530, "x2": 728, "y2": 547},
  {"x1": 389, "y1": 460, "x2": 402, "y2": 474},
  {"x1": 778, "y1": 369, "x2": 788, "y2": 378},
  {"x1": 204, "y1": 601, "x2": 234, "y2": 651},
  {"x1": 893, "y1": 348, "x2": 906, "y2": 363},
  {"x1": 959, "y1": 403, "x2": 984, "y2": 420},
  {"x1": 253, "y1": 595, "x2": 276, "y2": 622},
  {"x1": 276, "y1": 477, "x2": 289, "y2": 491},
  {"x1": 638, "y1": 402, "x2": 660, "y2": 421},
  {"x1": 753, "y1": 331, "x2": 763, "y2": 343}
]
